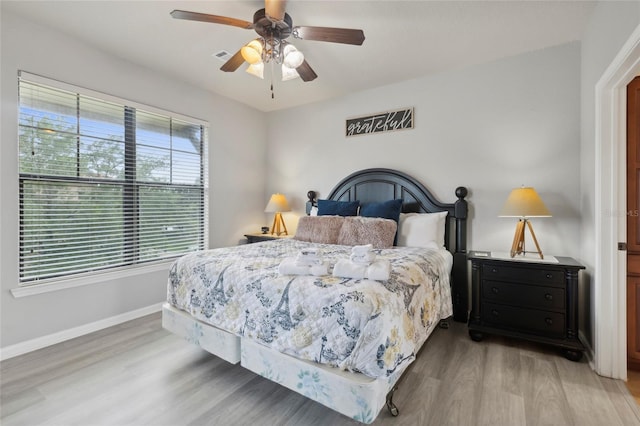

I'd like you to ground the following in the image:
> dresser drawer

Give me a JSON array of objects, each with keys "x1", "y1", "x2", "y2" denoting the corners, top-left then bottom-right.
[
  {"x1": 481, "y1": 264, "x2": 564, "y2": 287},
  {"x1": 481, "y1": 302, "x2": 566, "y2": 337},
  {"x1": 482, "y1": 280, "x2": 565, "y2": 311}
]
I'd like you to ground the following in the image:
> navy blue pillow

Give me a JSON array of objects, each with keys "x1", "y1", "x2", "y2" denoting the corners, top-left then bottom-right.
[
  {"x1": 317, "y1": 199, "x2": 360, "y2": 216},
  {"x1": 360, "y1": 199, "x2": 403, "y2": 244},
  {"x1": 360, "y1": 199, "x2": 403, "y2": 223}
]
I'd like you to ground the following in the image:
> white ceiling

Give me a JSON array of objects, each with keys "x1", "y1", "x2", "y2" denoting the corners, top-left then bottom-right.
[{"x1": 2, "y1": 0, "x2": 596, "y2": 112}]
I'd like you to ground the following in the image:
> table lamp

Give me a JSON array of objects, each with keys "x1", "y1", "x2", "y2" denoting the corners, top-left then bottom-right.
[
  {"x1": 265, "y1": 193, "x2": 291, "y2": 236},
  {"x1": 499, "y1": 186, "x2": 551, "y2": 259}
]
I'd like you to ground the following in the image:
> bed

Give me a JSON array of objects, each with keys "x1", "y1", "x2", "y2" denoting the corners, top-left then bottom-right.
[{"x1": 162, "y1": 168, "x2": 468, "y2": 423}]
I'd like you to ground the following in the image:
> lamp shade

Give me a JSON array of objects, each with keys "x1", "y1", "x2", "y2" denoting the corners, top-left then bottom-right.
[
  {"x1": 265, "y1": 193, "x2": 291, "y2": 213},
  {"x1": 281, "y1": 64, "x2": 300, "y2": 81},
  {"x1": 246, "y1": 62, "x2": 264, "y2": 79},
  {"x1": 499, "y1": 187, "x2": 551, "y2": 218},
  {"x1": 283, "y1": 44, "x2": 304, "y2": 69},
  {"x1": 241, "y1": 39, "x2": 263, "y2": 65}
]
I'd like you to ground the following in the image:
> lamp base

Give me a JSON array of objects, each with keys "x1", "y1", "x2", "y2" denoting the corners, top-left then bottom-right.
[
  {"x1": 270, "y1": 212, "x2": 288, "y2": 236},
  {"x1": 510, "y1": 219, "x2": 544, "y2": 259}
]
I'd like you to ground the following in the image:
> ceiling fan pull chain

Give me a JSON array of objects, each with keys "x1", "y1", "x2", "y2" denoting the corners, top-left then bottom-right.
[{"x1": 271, "y1": 61, "x2": 275, "y2": 99}]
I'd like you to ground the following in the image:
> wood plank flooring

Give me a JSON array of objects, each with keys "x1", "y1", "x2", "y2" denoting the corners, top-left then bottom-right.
[{"x1": 2, "y1": 313, "x2": 639, "y2": 426}]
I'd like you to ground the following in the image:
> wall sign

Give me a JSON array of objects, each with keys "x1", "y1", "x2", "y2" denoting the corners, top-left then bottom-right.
[{"x1": 345, "y1": 107, "x2": 414, "y2": 137}]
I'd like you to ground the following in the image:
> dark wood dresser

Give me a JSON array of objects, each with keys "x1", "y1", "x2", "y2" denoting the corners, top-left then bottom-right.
[{"x1": 468, "y1": 251, "x2": 585, "y2": 361}]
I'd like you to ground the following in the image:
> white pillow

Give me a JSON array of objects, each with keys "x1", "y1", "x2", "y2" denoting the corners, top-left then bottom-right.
[
  {"x1": 310, "y1": 206, "x2": 318, "y2": 216},
  {"x1": 397, "y1": 211, "x2": 448, "y2": 248}
]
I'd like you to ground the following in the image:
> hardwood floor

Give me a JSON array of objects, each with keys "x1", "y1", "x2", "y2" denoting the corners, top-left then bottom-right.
[{"x1": 2, "y1": 313, "x2": 639, "y2": 426}]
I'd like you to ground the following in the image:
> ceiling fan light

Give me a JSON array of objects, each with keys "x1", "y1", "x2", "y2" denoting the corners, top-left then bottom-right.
[
  {"x1": 283, "y1": 49, "x2": 304, "y2": 69},
  {"x1": 282, "y1": 43, "x2": 296, "y2": 56},
  {"x1": 281, "y1": 64, "x2": 300, "y2": 81},
  {"x1": 246, "y1": 62, "x2": 264, "y2": 79},
  {"x1": 241, "y1": 39, "x2": 264, "y2": 65}
]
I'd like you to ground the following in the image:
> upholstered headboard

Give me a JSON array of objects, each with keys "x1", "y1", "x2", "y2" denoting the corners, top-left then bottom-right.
[{"x1": 307, "y1": 168, "x2": 469, "y2": 322}]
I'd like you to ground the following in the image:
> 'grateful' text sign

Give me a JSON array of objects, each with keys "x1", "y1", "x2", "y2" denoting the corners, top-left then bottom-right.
[{"x1": 345, "y1": 108, "x2": 414, "y2": 137}]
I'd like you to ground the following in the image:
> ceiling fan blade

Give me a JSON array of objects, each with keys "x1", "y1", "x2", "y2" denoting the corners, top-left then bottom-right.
[
  {"x1": 170, "y1": 10, "x2": 253, "y2": 29},
  {"x1": 296, "y1": 60, "x2": 318, "y2": 82},
  {"x1": 293, "y1": 26, "x2": 365, "y2": 45},
  {"x1": 265, "y1": 0, "x2": 287, "y2": 21},
  {"x1": 220, "y1": 50, "x2": 246, "y2": 72}
]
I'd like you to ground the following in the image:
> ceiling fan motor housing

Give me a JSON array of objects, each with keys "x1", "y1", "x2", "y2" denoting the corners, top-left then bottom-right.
[{"x1": 253, "y1": 8, "x2": 293, "y2": 39}]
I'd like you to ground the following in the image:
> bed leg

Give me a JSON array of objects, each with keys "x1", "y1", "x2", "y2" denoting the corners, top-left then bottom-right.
[
  {"x1": 439, "y1": 319, "x2": 449, "y2": 329},
  {"x1": 386, "y1": 385, "x2": 400, "y2": 417}
]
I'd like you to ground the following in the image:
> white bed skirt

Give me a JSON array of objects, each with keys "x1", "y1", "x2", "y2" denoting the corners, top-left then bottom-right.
[
  {"x1": 241, "y1": 337, "x2": 400, "y2": 423},
  {"x1": 162, "y1": 303, "x2": 241, "y2": 364},
  {"x1": 161, "y1": 303, "x2": 402, "y2": 423}
]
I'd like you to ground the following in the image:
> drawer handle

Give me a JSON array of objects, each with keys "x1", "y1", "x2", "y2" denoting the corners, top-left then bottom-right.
[
  {"x1": 545, "y1": 318, "x2": 553, "y2": 326},
  {"x1": 545, "y1": 293, "x2": 553, "y2": 301},
  {"x1": 491, "y1": 287, "x2": 499, "y2": 294},
  {"x1": 492, "y1": 309, "x2": 500, "y2": 317},
  {"x1": 545, "y1": 273, "x2": 553, "y2": 279},
  {"x1": 491, "y1": 268, "x2": 499, "y2": 274}
]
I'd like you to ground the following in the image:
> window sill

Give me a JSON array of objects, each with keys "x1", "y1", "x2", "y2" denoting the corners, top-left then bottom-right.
[{"x1": 11, "y1": 260, "x2": 175, "y2": 298}]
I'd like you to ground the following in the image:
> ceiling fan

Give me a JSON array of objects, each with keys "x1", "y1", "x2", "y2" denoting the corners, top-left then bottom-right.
[{"x1": 170, "y1": 0, "x2": 365, "y2": 85}]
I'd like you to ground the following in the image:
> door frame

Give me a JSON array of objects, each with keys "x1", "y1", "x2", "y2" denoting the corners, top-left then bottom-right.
[{"x1": 595, "y1": 23, "x2": 640, "y2": 380}]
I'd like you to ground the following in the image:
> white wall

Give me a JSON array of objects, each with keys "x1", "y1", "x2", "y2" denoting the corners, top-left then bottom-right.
[
  {"x1": 0, "y1": 11, "x2": 267, "y2": 350},
  {"x1": 579, "y1": 1, "x2": 640, "y2": 347},
  {"x1": 267, "y1": 43, "x2": 582, "y2": 261}
]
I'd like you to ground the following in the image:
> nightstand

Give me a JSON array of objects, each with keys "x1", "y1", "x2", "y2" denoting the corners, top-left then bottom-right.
[
  {"x1": 467, "y1": 251, "x2": 585, "y2": 361},
  {"x1": 244, "y1": 233, "x2": 292, "y2": 244}
]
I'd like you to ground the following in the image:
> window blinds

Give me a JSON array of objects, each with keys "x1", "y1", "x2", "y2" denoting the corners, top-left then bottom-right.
[{"x1": 18, "y1": 73, "x2": 208, "y2": 283}]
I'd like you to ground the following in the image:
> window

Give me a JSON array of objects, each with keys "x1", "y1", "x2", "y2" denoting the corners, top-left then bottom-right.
[{"x1": 18, "y1": 72, "x2": 208, "y2": 284}]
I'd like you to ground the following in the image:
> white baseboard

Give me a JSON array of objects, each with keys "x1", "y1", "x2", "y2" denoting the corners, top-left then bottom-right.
[{"x1": 0, "y1": 302, "x2": 163, "y2": 361}]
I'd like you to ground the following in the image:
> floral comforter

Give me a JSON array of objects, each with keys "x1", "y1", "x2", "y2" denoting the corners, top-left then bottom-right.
[{"x1": 167, "y1": 238, "x2": 453, "y2": 379}]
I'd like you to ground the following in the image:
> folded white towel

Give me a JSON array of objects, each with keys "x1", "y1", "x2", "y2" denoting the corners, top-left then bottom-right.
[
  {"x1": 296, "y1": 253, "x2": 323, "y2": 266},
  {"x1": 350, "y1": 251, "x2": 376, "y2": 265},
  {"x1": 279, "y1": 257, "x2": 328, "y2": 276},
  {"x1": 300, "y1": 248, "x2": 322, "y2": 257},
  {"x1": 366, "y1": 259, "x2": 391, "y2": 281},
  {"x1": 351, "y1": 244, "x2": 373, "y2": 254},
  {"x1": 332, "y1": 259, "x2": 391, "y2": 281},
  {"x1": 333, "y1": 259, "x2": 367, "y2": 279}
]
